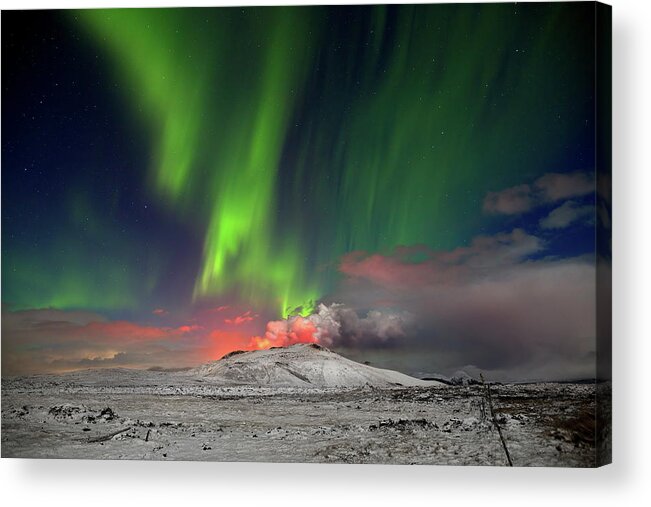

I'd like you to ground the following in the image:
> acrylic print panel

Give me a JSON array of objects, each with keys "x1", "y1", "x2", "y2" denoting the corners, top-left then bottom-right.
[{"x1": 1, "y1": 2, "x2": 611, "y2": 466}]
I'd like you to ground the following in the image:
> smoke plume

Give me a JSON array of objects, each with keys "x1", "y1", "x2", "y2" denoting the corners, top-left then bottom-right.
[{"x1": 249, "y1": 303, "x2": 413, "y2": 350}]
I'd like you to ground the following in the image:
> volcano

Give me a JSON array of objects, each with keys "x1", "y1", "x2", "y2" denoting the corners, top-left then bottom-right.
[{"x1": 189, "y1": 343, "x2": 440, "y2": 388}]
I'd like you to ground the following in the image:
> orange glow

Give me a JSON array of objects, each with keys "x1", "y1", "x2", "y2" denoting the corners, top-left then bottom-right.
[
  {"x1": 3, "y1": 304, "x2": 326, "y2": 375},
  {"x1": 249, "y1": 316, "x2": 319, "y2": 350},
  {"x1": 205, "y1": 329, "x2": 252, "y2": 360},
  {"x1": 71, "y1": 321, "x2": 202, "y2": 343}
]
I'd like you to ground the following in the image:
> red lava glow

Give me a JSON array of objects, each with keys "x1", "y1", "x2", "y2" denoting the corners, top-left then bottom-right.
[
  {"x1": 205, "y1": 329, "x2": 253, "y2": 360},
  {"x1": 249, "y1": 316, "x2": 319, "y2": 350}
]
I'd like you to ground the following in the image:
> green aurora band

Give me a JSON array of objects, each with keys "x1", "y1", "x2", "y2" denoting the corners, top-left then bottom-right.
[{"x1": 72, "y1": 4, "x2": 591, "y2": 317}]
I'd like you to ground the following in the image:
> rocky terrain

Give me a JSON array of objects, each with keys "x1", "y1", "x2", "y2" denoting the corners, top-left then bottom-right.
[{"x1": 1, "y1": 345, "x2": 607, "y2": 466}]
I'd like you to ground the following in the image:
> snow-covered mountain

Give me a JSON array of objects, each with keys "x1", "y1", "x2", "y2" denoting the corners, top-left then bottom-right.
[{"x1": 190, "y1": 343, "x2": 442, "y2": 388}]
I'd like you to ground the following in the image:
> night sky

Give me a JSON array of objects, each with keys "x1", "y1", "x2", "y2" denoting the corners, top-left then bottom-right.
[{"x1": 2, "y1": 3, "x2": 603, "y2": 379}]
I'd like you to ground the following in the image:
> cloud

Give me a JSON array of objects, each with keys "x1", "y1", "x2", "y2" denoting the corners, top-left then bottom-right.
[
  {"x1": 333, "y1": 229, "x2": 596, "y2": 381},
  {"x1": 1, "y1": 308, "x2": 247, "y2": 375},
  {"x1": 225, "y1": 310, "x2": 257, "y2": 325},
  {"x1": 340, "y1": 228, "x2": 542, "y2": 288},
  {"x1": 249, "y1": 303, "x2": 413, "y2": 351},
  {"x1": 484, "y1": 171, "x2": 594, "y2": 215},
  {"x1": 535, "y1": 172, "x2": 594, "y2": 202},
  {"x1": 2, "y1": 226, "x2": 597, "y2": 381},
  {"x1": 249, "y1": 316, "x2": 320, "y2": 349},
  {"x1": 70, "y1": 321, "x2": 201, "y2": 343},
  {"x1": 483, "y1": 184, "x2": 533, "y2": 214},
  {"x1": 539, "y1": 201, "x2": 594, "y2": 229},
  {"x1": 152, "y1": 308, "x2": 168, "y2": 316},
  {"x1": 313, "y1": 304, "x2": 413, "y2": 348}
]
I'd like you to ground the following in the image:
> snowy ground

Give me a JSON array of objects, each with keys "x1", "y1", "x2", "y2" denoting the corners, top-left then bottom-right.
[{"x1": 1, "y1": 369, "x2": 606, "y2": 466}]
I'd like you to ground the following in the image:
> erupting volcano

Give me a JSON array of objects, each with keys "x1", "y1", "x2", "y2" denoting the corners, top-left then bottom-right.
[{"x1": 2, "y1": 2, "x2": 610, "y2": 467}]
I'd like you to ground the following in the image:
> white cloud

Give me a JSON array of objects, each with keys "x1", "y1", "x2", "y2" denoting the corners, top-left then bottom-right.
[
  {"x1": 483, "y1": 171, "x2": 594, "y2": 216},
  {"x1": 539, "y1": 200, "x2": 594, "y2": 229}
]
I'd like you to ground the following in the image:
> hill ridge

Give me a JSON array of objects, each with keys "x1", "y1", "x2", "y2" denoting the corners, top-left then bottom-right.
[{"x1": 189, "y1": 343, "x2": 441, "y2": 388}]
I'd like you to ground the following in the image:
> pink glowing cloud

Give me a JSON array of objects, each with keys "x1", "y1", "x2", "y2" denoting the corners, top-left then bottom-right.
[
  {"x1": 209, "y1": 305, "x2": 230, "y2": 313},
  {"x1": 224, "y1": 310, "x2": 257, "y2": 326},
  {"x1": 1, "y1": 308, "x2": 240, "y2": 375},
  {"x1": 249, "y1": 317, "x2": 319, "y2": 350},
  {"x1": 332, "y1": 228, "x2": 597, "y2": 381},
  {"x1": 340, "y1": 228, "x2": 542, "y2": 289}
]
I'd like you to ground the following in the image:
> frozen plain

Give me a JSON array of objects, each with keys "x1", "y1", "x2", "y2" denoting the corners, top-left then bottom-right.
[{"x1": 1, "y1": 344, "x2": 607, "y2": 466}]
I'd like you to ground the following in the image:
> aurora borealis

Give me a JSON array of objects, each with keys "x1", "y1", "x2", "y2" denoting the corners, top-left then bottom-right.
[{"x1": 2, "y1": 3, "x2": 605, "y2": 379}]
